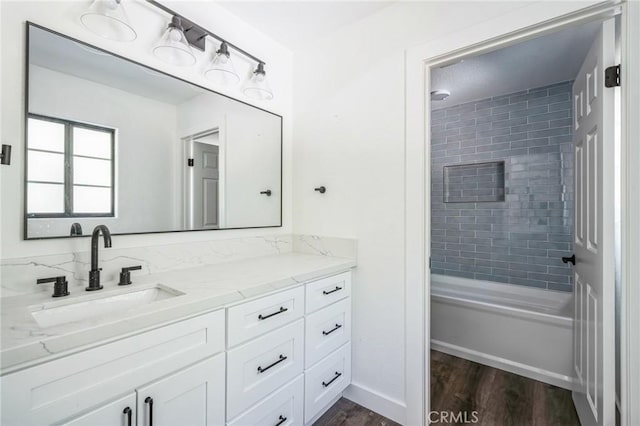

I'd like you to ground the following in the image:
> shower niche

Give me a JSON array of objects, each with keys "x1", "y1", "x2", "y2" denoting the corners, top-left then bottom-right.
[{"x1": 443, "y1": 161, "x2": 505, "y2": 203}]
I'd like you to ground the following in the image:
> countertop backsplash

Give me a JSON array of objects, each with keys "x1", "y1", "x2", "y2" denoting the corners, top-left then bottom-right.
[{"x1": 1, "y1": 234, "x2": 357, "y2": 298}]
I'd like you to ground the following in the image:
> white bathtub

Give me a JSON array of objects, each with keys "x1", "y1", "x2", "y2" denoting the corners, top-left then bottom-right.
[{"x1": 430, "y1": 274, "x2": 574, "y2": 389}]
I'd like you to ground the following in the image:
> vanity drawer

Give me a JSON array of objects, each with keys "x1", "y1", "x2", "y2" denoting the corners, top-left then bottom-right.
[
  {"x1": 305, "y1": 298, "x2": 351, "y2": 368},
  {"x1": 227, "y1": 319, "x2": 304, "y2": 420},
  {"x1": 227, "y1": 375, "x2": 304, "y2": 426},
  {"x1": 304, "y1": 343, "x2": 351, "y2": 423},
  {"x1": 227, "y1": 286, "x2": 304, "y2": 347},
  {"x1": 305, "y1": 272, "x2": 351, "y2": 313},
  {"x1": 0, "y1": 309, "x2": 225, "y2": 426}
]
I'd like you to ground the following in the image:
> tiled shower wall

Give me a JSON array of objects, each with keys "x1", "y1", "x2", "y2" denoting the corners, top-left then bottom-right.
[{"x1": 430, "y1": 81, "x2": 574, "y2": 292}]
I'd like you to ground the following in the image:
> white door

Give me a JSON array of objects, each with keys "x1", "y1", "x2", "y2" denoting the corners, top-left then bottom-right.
[
  {"x1": 192, "y1": 139, "x2": 220, "y2": 229},
  {"x1": 185, "y1": 132, "x2": 220, "y2": 230},
  {"x1": 62, "y1": 393, "x2": 136, "y2": 426},
  {"x1": 572, "y1": 18, "x2": 616, "y2": 426},
  {"x1": 136, "y1": 354, "x2": 225, "y2": 426}
]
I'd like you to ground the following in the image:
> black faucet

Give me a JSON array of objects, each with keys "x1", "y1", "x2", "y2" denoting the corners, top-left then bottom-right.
[{"x1": 87, "y1": 225, "x2": 112, "y2": 291}]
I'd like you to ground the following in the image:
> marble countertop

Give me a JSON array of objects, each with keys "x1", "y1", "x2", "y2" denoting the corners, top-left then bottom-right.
[{"x1": 1, "y1": 253, "x2": 356, "y2": 375}]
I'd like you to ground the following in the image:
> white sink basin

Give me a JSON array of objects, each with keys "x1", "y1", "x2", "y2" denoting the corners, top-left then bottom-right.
[{"x1": 30, "y1": 285, "x2": 183, "y2": 329}]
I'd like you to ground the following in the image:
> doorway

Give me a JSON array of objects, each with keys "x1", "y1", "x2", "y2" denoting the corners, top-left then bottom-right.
[
  {"x1": 426, "y1": 16, "x2": 619, "y2": 426},
  {"x1": 183, "y1": 129, "x2": 224, "y2": 230}
]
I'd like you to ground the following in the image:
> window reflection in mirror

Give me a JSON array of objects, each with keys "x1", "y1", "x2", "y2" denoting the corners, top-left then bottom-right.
[{"x1": 27, "y1": 115, "x2": 115, "y2": 218}]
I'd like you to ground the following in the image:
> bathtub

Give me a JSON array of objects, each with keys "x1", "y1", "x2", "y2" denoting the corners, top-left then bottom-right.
[{"x1": 430, "y1": 274, "x2": 574, "y2": 389}]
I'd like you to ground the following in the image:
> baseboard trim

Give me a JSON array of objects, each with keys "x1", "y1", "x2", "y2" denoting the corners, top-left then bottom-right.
[
  {"x1": 343, "y1": 382, "x2": 406, "y2": 424},
  {"x1": 431, "y1": 339, "x2": 573, "y2": 390}
]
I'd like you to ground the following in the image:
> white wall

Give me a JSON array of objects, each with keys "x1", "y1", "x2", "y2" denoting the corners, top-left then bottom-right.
[
  {"x1": 292, "y1": 1, "x2": 604, "y2": 422},
  {"x1": 0, "y1": 0, "x2": 292, "y2": 259},
  {"x1": 28, "y1": 65, "x2": 178, "y2": 237}
]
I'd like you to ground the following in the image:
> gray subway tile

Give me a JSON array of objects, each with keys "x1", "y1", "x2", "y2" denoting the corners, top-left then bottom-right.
[{"x1": 431, "y1": 80, "x2": 574, "y2": 290}]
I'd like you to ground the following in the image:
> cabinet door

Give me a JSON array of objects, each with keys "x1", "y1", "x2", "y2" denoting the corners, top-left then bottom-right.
[
  {"x1": 62, "y1": 393, "x2": 136, "y2": 426},
  {"x1": 137, "y1": 353, "x2": 225, "y2": 426}
]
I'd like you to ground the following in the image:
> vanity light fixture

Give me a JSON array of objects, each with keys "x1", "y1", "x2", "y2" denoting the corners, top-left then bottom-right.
[
  {"x1": 243, "y1": 63, "x2": 274, "y2": 101},
  {"x1": 79, "y1": 0, "x2": 274, "y2": 99},
  {"x1": 204, "y1": 42, "x2": 240, "y2": 85},
  {"x1": 153, "y1": 16, "x2": 196, "y2": 67},
  {"x1": 80, "y1": 0, "x2": 137, "y2": 42}
]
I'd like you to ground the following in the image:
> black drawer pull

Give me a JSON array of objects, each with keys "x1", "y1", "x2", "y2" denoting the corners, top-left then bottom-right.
[
  {"x1": 322, "y1": 324, "x2": 343, "y2": 336},
  {"x1": 145, "y1": 397, "x2": 153, "y2": 426},
  {"x1": 258, "y1": 354, "x2": 287, "y2": 373},
  {"x1": 123, "y1": 407, "x2": 132, "y2": 426},
  {"x1": 323, "y1": 286, "x2": 342, "y2": 295},
  {"x1": 322, "y1": 371, "x2": 342, "y2": 387},
  {"x1": 274, "y1": 415, "x2": 287, "y2": 426},
  {"x1": 258, "y1": 306, "x2": 288, "y2": 320}
]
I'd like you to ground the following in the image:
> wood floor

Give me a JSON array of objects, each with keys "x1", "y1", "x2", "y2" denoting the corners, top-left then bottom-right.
[
  {"x1": 430, "y1": 351, "x2": 579, "y2": 426},
  {"x1": 314, "y1": 397, "x2": 401, "y2": 426},
  {"x1": 315, "y1": 351, "x2": 579, "y2": 426}
]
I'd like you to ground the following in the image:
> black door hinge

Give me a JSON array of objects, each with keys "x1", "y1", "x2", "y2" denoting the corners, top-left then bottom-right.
[
  {"x1": 0, "y1": 144, "x2": 11, "y2": 165},
  {"x1": 429, "y1": 257, "x2": 432, "y2": 269},
  {"x1": 187, "y1": 158, "x2": 194, "y2": 167},
  {"x1": 605, "y1": 65, "x2": 621, "y2": 88}
]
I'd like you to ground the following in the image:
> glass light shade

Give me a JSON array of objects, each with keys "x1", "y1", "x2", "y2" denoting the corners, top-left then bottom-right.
[
  {"x1": 80, "y1": 0, "x2": 137, "y2": 42},
  {"x1": 243, "y1": 66, "x2": 274, "y2": 101},
  {"x1": 204, "y1": 51, "x2": 240, "y2": 86},
  {"x1": 153, "y1": 22, "x2": 196, "y2": 67}
]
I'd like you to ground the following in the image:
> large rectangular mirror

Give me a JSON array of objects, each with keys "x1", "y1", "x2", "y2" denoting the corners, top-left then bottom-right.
[{"x1": 25, "y1": 23, "x2": 282, "y2": 239}]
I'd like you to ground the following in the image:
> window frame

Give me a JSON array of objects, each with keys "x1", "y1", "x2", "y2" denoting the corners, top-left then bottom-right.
[{"x1": 26, "y1": 113, "x2": 116, "y2": 219}]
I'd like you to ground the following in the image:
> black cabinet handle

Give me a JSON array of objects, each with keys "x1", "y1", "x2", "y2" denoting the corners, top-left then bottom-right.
[
  {"x1": 322, "y1": 324, "x2": 343, "y2": 336},
  {"x1": 274, "y1": 415, "x2": 287, "y2": 426},
  {"x1": 260, "y1": 190, "x2": 272, "y2": 196},
  {"x1": 314, "y1": 186, "x2": 326, "y2": 194},
  {"x1": 123, "y1": 407, "x2": 132, "y2": 426},
  {"x1": 145, "y1": 397, "x2": 153, "y2": 426},
  {"x1": 258, "y1": 306, "x2": 288, "y2": 320},
  {"x1": 322, "y1": 371, "x2": 342, "y2": 388},
  {"x1": 562, "y1": 254, "x2": 576, "y2": 265},
  {"x1": 323, "y1": 286, "x2": 342, "y2": 295},
  {"x1": 257, "y1": 354, "x2": 287, "y2": 373}
]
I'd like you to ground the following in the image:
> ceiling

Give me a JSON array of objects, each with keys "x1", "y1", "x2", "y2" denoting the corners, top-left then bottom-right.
[
  {"x1": 29, "y1": 26, "x2": 205, "y2": 106},
  {"x1": 431, "y1": 21, "x2": 601, "y2": 107},
  {"x1": 216, "y1": 1, "x2": 394, "y2": 50}
]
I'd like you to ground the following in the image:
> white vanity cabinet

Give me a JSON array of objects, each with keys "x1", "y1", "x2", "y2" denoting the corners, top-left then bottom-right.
[
  {"x1": 224, "y1": 271, "x2": 352, "y2": 426},
  {"x1": 63, "y1": 354, "x2": 225, "y2": 426},
  {"x1": 1, "y1": 270, "x2": 353, "y2": 426},
  {"x1": 63, "y1": 393, "x2": 137, "y2": 426},
  {"x1": 302, "y1": 272, "x2": 352, "y2": 424},
  {"x1": 136, "y1": 354, "x2": 226, "y2": 426},
  {"x1": 0, "y1": 309, "x2": 226, "y2": 426}
]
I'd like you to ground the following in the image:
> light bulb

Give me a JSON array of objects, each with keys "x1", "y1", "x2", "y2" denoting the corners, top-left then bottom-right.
[{"x1": 168, "y1": 28, "x2": 182, "y2": 42}]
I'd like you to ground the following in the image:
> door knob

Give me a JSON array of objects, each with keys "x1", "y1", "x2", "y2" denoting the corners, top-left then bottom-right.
[{"x1": 562, "y1": 254, "x2": 575, "y2": 265}]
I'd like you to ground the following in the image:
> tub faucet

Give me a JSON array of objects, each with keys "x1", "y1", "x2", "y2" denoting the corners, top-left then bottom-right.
[{"x1": 87, "y1": 225, "x2": 112, "y2": 291}]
